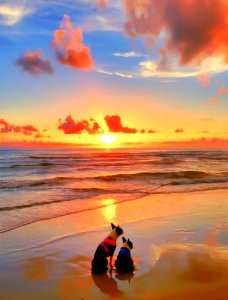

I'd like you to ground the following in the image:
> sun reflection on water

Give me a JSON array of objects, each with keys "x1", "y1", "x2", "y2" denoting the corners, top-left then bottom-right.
[{"x1": 101, "y1": 198, "x2": 116, "y2": 222}]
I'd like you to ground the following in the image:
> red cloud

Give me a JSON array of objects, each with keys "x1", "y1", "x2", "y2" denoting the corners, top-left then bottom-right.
[
  {"x1": 217, "y1": 86, "x2": 228, "y2": 95},
  {"x1": 52, "y1": 14, "x2": 94, "y2": 69},
  {"x1": 0, "y1": 119, "x2": 39, "y2": 135},
  {"x1": 175, "y1": 128, "x2": 184, "y2": 133},
  {"x1": 58, "y1": 115, "x2": 101, "y2": 134},
  {"x1": 17, "y1": 49, "x2": 54, "y2": 75},
  {"x1": 104, "y1": 115, "x2": 137, "y2": 133},
  {"x1": 123, "y1": 0, "x2": 228, "y2": 65}
]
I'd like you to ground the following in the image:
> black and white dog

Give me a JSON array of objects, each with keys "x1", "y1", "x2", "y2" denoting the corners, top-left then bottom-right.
[
  {"x1": 114, "y1": 237, "x2": 134, "y2": 273},
  {"x1": 91, "y1": 223, "x2": 123, "y2": 274}
]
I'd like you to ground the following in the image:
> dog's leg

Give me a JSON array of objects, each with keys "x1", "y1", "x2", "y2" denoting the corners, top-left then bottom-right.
[{"x1": 109, "y1": 256, "x2": 114, "y2": 269}]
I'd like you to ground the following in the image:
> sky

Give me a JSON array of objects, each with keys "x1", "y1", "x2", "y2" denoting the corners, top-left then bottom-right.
[{"x1": 0, "y1": 0, "x2": 228, "y2": 149}]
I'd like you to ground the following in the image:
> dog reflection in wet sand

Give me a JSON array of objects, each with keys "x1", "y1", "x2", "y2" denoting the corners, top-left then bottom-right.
[
  {"x1": 91, "y1": 271, "x2": 124, "y2": 297},
  {"x1": 91, "y1": 223, "x2": 123, "y2": 274}
]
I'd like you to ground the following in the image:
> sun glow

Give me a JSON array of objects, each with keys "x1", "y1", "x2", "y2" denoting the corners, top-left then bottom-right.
[{"x1": 100, "y1": 133, "x2": 116, "y2": 145}]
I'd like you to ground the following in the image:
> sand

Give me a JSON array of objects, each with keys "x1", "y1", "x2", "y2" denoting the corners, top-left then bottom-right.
[{"x1": 0, "y1": 189, "x2": 228, "y2": 300}]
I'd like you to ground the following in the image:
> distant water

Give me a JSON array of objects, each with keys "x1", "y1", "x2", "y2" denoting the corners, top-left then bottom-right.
[{"x1": 0, "y1": 149, "x2": 228, "y2": 233}]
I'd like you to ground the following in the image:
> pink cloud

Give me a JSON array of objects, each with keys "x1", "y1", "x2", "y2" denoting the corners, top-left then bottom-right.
[
  {"x1": 104, "y1": 115, "x2": 137, "y2": 133},
  {"x1": 58, "y1": 115, "x2": 101, "y2": 134},
  {"x1": 17, "y1": 49, "x2": 53, "y2": 75},
  {"x1": 217, "y1": 86, "x2": 228, "y2": 95},
  {"x1": 52, "y1": 14, "x2": 94, "y2": 69},
  {"x1": 123, "y1": 0, "x2": 228, "y2": 66}
]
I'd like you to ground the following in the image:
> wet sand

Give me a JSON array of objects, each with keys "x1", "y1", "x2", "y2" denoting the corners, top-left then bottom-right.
[{"x1": 0, "y1": 189, "x2": 228, "y2": 299}]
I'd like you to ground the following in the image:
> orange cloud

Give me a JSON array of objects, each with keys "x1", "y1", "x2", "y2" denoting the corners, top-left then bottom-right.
[
  {"x1": 58, "y1": 116, "x2": 101, "y2": 134},
  {"x1": 34, "y1": 133, "x2": 50, "y2": 139},
  {"x1": 0, "y1": 119, "x2": 39, "y2": 135},
  {"x1": 17, "y1": 49, "x2": 53, "y2": 75},
  {"x1": 175, "y1": 128, "x2": 184, "y2": 133},
  {"x1": 104, "y1": 115, "x2": 137, "y2": 133},
  {"x1": 210, "y1": 97, "x2": 220, "y2": 104},
  {"x1": 123, "y1": 0, "x2": 228, "y2": 65},
  {"x1": 148, "y1": 129, "x2": 158, "y2": 134},
  {"x1": 217, "y1": 86, "x2": 228, "y2": 95},
  {"x1": 52, "y1": 14, "x2": 94, "y2": 69}
]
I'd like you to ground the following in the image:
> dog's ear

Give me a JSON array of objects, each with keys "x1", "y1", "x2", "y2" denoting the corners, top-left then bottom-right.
[
  {"x1": 111, "y1": 223, "x2": 116, "y2": 229},
  {"x1": 127, "y1": 238, "x2": 129, "y2": 242},
  {"x1": 127, "y1": 238, "x2": 133, "y2": 249},
  {"x1": 116, "y1": 226, "x2": 123, "y2": 236},
  {"x1": 122, "y1": 237, "x2": 127, "y2": 243}
]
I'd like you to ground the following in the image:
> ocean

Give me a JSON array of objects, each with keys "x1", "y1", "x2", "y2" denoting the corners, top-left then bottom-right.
[{"x1": 1, "y1": 148, "x2": 228, "y2": 234}]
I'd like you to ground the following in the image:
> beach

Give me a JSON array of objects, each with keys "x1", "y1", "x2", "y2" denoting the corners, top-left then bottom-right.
[{"x1": 0, "y1": 188, "x2": 228, "y2": 300}]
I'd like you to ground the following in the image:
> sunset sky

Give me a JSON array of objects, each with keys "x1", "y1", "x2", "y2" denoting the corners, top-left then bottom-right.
[{"x1": 0, "y1": 0, "x2": 228, "y2": 148}]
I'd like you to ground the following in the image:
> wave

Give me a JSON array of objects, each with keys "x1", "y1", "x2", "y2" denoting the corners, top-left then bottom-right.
[
  {"x1": 0, "y1": 176, "x2": 76, "y2": 189},
  {"x1": 1, "y1": 182, "x2": 228, "y2": 235},
  {"x1": 199, "y1": 156, "x2": 228, "y2": 161},
  {"x1": 1, "y1": 171, "x2": 228, "y2": 189},
  {"x1": 0, "y1": 188, "x2": 140, "y2": 212},
  {"x1": 9, "y1": 163, "x2": 57, "y2": 168},
  {"x1": 96, "y1": 171, "x2": 213, "y2": 181}
]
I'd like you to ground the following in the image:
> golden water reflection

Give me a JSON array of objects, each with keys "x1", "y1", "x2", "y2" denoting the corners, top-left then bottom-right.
[{"x1": 101, "y1": 198, "x2": 116, "y2": 222}]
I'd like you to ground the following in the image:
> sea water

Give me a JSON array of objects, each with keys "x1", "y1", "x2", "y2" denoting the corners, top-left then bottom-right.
[{"x1": 1, "y1": 148, "x2": 228, "y2": 233}]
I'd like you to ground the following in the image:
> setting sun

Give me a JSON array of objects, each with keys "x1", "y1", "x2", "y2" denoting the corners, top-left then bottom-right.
[{"x1": 100, "y1": 134, "x2": 117, "y2": 145}]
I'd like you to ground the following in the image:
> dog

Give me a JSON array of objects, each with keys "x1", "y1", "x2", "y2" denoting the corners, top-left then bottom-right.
[
  {"x1": 91, "y1": 223, "x2": 123, "y2": 274},
  {"x1": 114, "y1": 237, "x2": 134, "y2": 273}
]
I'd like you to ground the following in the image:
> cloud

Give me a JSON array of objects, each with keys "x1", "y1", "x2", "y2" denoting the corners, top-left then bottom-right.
[
  {"x1": 198, "y1": 74, "x2": 211, "y2": 87},
  {"x1": 217, "y1": 86, "x2": 228, "y2": 95},
  {"x1": 98, "y1": 69, "x2": 134, "y2": 78},
  {"x1": 123, "y1": 0, "x2": 228, "y2": 74},
  {"x1": 210, "y1": 97, "x2": 220, "y2": 104},
  {"x1": 17, "y1": 49, "x2": 54, "y2": 75},
  {"x1": 148, "y1": 130, "x2": 157, "y2": 134},
  {"x1": 113, "y1": 51, "x2": 146, "y2": 58},
  {"x1": 52, "y1": 14, "x2": 94, "y2": 70},
  {"x1": 139, "y1": 55, "x2": 228, "y2": 78},
  {"x1": 104, "y1": 115, "x2": 137, "y2": 133},
  {"x1": 34, "y1": 133, "x2": 50, "y2": 139},
  {"x1": 161, "y1": 137, "x2": 228, "y2": 148},
  {"x1": 175, "y1": 128, "x2": 184, "y2": 133},
  {"x1": 0, "y1": 119, "x2": 39, "y2": 136},
  {"x1": 58, "y1": 116, "x2": 101, "y2": 134},
  {"x1": 97, "y1": 0, "x2": 109, "y2": 9},
  {"x1": 0, "y1": 2, "x2": 32, "y2": 25}
]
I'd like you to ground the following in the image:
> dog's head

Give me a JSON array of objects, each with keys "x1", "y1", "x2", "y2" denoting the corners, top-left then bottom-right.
[
  {"x1": 122, "y1": 237, "x2": 133, "y2": 250},
  {"x1": 111, "y1": 223, "x2": 123, "y2": 236}
]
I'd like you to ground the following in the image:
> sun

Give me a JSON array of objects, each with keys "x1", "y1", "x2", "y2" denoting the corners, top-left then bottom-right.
[{"x1": 100, "y1": 133, "x2": 117, "y2": 145}]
